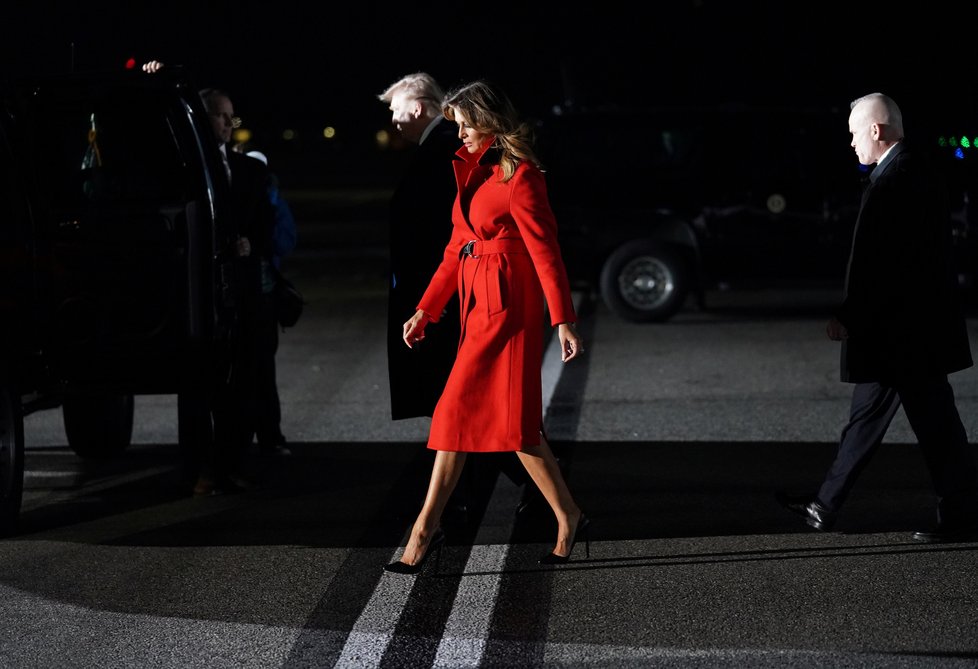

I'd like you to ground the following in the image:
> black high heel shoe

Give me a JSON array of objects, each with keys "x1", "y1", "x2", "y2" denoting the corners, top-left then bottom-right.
[
  {"x1": 384, "y1": 528, "x2": 445, "y2": 575},
  {"x1": 539, "y1": 514, "x2": 590, "y2": 565}
]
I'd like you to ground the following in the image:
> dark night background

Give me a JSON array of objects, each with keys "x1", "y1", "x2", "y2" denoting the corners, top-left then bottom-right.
[{"x1": 5, "y1": 1, "x2": 978, "y2": 188}]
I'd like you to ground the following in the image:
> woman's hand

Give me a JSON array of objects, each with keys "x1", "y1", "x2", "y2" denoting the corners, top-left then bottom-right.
[
  {"x1": 403, "y1": 309, "x2": 431, "y2": 349},
  {"x1": 558, "y1": 322, "x2": 584, "y2": 362}
]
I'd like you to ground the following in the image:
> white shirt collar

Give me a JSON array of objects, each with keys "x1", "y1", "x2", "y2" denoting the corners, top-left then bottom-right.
[
  {"x1": 878, "y1": 140, "x2": 901, "y2": 164},
  {"x1": 418, "y1": 116, "x2": 442, "y2": 145}
]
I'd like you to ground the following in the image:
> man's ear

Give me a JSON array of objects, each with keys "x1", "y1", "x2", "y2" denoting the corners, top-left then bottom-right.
[
  {"x1": 870, "y1": 123, "x2": 882, "y2": 140},
  {"x1": 413, "y1": 101, "x2": 425, "y2": 118}
]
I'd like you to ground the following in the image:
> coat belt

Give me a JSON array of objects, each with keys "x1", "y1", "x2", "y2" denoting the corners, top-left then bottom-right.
[{"x1": 460, "y1": 238, "x2": 528, "y2": 258}]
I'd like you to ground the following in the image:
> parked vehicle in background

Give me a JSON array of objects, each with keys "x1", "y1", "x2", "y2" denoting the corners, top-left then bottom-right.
[
  {"x1": 537, "y1": 105, "x2": 978, "y2": 322},
  {"x1": 0, "y1": 67, "x2": 239, "y2": 534}
]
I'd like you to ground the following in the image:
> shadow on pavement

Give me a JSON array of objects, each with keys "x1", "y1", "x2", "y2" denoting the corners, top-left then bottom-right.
[{"x1": 15, "y1": 439, "x2": 967, "y2": 546}]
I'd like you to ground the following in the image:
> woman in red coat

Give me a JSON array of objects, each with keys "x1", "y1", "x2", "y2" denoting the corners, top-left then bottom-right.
[{"x1": 385, "y1": 80, "x2": 587, "y2": 574}]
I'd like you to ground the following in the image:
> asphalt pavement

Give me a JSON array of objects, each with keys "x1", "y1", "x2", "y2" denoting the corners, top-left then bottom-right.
[{"x1": 4, "y1": 210, "x2": 978, "y2": 668}]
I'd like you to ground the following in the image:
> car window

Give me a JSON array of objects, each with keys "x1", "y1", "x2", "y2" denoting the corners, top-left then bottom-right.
[{"x1": 24, "y1": 86, "x2": 191, "y2": 208}]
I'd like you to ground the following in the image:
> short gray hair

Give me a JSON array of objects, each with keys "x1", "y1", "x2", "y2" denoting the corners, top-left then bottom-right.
[
  {"x1": 198, "y1": 87, "x2": 231, "y2": 112},
  {"x1": 377, "y1": 72, "x2": 445, "y2": 107},
  {"x1": 850, "y1": 92, "x2": 904, "y2": 135}
]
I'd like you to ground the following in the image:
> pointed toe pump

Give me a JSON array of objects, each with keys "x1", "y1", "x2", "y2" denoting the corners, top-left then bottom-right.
[
  {"x1": 539, "y1": 514, "x2": 590, "y2": 565},
  {"x1": 384, "y1": 528, "x2": 445, "y2": 575}
]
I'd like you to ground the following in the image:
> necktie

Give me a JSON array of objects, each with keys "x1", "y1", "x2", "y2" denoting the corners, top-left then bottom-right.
[{"x1": 220, "y1": 146, "x2": 232, "y2": 184}]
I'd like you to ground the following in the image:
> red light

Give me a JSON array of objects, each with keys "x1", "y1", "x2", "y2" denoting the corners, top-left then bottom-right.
[{"x1": 125, "y1": 58, "x2": 136, "y2": 70}]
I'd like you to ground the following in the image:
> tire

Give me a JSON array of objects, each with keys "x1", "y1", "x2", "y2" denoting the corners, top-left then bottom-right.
[
  {"x1": 63, "y1": 393, "x2": 134, "y2": 459},
  {"x1": 0, "y1": 381, "x2": 25, "y2": 537},
  {"x1": 599, "y1": 240, "x2": 690, "y2": 323}
]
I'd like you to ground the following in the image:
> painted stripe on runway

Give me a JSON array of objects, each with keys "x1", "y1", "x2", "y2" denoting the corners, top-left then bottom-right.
[
  {"x1": 23, "y1": 471, "x2": 81, "y2": 478},
  {"x1": 432, "y1": 473, "x2": 523, "y2": 667},
  {"x1": 331, "y1": 434, "x2": 529, "y2": 669},
  {"x1": 332, "y1": 561, "x2": 414, "y2": 668},
  {"x1": 332, "y1": 293, "x2": 581, "y2": 667},
  {"x1": 542, "y1": 292, "x2": 584, "y2": 412}
]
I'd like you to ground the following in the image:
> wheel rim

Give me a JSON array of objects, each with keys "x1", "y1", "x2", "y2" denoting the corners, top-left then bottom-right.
[{"x1": 616, "y1": 256, "x2": 675, "y2": 311}]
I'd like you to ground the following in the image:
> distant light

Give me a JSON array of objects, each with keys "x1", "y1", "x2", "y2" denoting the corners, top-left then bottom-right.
[
  {"x1": 950, "y1": 136, "x2": 960, "y2": 148},
  {"x1": 938, "y1": 136, "x2": 948, "y2": 147},
  {"x1": 962, "y1": 137, "x2": 972, "y2": 149},
  {"x1": 125, "y1": 57, "x2": 136, "y2": 70},
  {"x1": 282, "y1": 129, "x2": 296, "y2": 141},
  {"x1": 376, "y1": 129, "x2": 390, "y2": 148},
  {"x1": 955, "y1": 148, "x2": 966, "y2": 160},
  {"x1": 233, "y1": 128, "x2": 252, "y2": 143},
  {"x1": 322, "y1": 126, "x2": 336, "y2": 139}
]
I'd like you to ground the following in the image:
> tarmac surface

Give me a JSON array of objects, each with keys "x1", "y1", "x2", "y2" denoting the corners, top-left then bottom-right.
[{"x1": 3, "y1": 203, "x2": 978, "y2": 668}]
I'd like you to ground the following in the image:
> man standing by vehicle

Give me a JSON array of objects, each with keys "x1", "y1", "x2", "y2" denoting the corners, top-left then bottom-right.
[{"x1": 143, "y1": 60, "x2": 275, "y2": 495}]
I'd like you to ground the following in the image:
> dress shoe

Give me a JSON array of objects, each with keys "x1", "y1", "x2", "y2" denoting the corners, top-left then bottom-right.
[
  {"x1": 259, "y1": 441, "x2": 292, "y2": 457},
  {"x1": 192, "y1": 477, "x2": 219, "y2": 497},
  {"x1": 775, "y1": 492, "x2": 837, "y2": 531},
  {"x1": 911, "y1": 520, "x2": 978, "y2": 543},
  {"x1": 192, "y1": 476, "x2": 249, "y2": 497},
  {"x1": 515, "y1": 489, "x2": 546, "y2": 518},
  {"x1": 539, "y1": 514, "x2": 590, "y2": 565},
  {"x1": 384, "y1": 529, "x2": 445, "y2": 575}
]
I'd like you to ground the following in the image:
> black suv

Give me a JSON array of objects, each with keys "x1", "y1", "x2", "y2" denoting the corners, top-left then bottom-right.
[
  {"x1": 537, "y1": 105, "x2": 978, "y2": 322},
  {"x1": 0, "y1": 67, "x2": 240, "y2": 533}
]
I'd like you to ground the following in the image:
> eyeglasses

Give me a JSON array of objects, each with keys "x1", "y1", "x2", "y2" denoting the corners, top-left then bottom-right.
[{"x1": 209, "y1": 111, "x2": 243, "y2": 128}]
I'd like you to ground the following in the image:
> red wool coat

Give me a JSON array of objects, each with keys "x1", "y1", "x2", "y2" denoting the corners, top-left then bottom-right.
[{"x1": 416, "y1": 143, "x2": 577, "y2": 452}]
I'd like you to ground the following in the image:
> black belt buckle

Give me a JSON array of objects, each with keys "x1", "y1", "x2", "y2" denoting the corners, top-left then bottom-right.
[{"x1": 461, "y1": 240, "x2": 479, "y2": 258}]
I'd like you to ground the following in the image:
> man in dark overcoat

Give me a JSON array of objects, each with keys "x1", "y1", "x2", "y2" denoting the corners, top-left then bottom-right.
[
  {"x1": 778, "y1": 92, "x2": 978, "y2": 541},
  {"x1": 378, "y1": 73, "x2": 461, "y2": 420}
]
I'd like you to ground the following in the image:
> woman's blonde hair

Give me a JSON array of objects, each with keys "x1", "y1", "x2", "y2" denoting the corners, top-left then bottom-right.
[{"x1": 443, "y1": 80, "x2": 540, "y2": 182}]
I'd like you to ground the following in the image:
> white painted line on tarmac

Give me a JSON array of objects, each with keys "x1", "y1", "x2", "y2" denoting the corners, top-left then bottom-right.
[
  {"x1": 332, "y1": 451, "x2": 525, "y2": 669},
  {"x1": 432, "y1": 474, "x2": 523, "y2": 667},
  {"x1": 542, "y1": 292, "x2": 584, "y2": 412},
  {"x1": 332, "y1": 560, "x2": 414, "y2": 668},
  {"x1": 333, "y1": 293, "x2": 582, "y2": 667}
]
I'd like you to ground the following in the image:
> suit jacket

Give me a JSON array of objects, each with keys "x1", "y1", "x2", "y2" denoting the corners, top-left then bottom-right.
[
  {"x1": 837, "y1": 141, "x2": 972, "y2": 383},
  {"x1": 227, "y1": 149, "x2": 275, "y2": 315},
  {"x1": 387, "y1": 118, "x2": 461, "y2": 419}
]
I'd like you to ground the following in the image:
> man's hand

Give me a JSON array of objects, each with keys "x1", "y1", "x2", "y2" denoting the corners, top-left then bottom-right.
[{"x1": 826, "y1": 316, "x2": 848, "y2": 341}]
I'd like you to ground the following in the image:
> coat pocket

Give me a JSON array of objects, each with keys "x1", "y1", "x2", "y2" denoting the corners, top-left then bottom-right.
[{"x1": 486, "y1": 263, "x2": 508, "y2": 315}]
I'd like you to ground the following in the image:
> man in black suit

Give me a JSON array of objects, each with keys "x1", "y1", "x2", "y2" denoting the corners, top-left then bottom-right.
[
  {"x1": 378, "y1": 73, "x2": 473, "y2": 523},
  {"x1": 777, "y1": 92, "x2": 978, "y2": 541},
  {"x1": 142, "y1": 62, "x2": 276, "y2": 495},
  {"x1": 199, "y1": 87, "x2": 278, "y2": 494},
  {"x1": 378, "y1": 72, "x2": 461, "y2": 420}
]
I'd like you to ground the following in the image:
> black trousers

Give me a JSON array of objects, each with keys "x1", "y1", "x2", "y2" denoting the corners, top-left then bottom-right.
[
  {"x1": 817, "y1": 377, "x2": 978, "y2": 524},
  {"x1": 254, "y1": 291, "x2": 284, "y2": 446}
]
